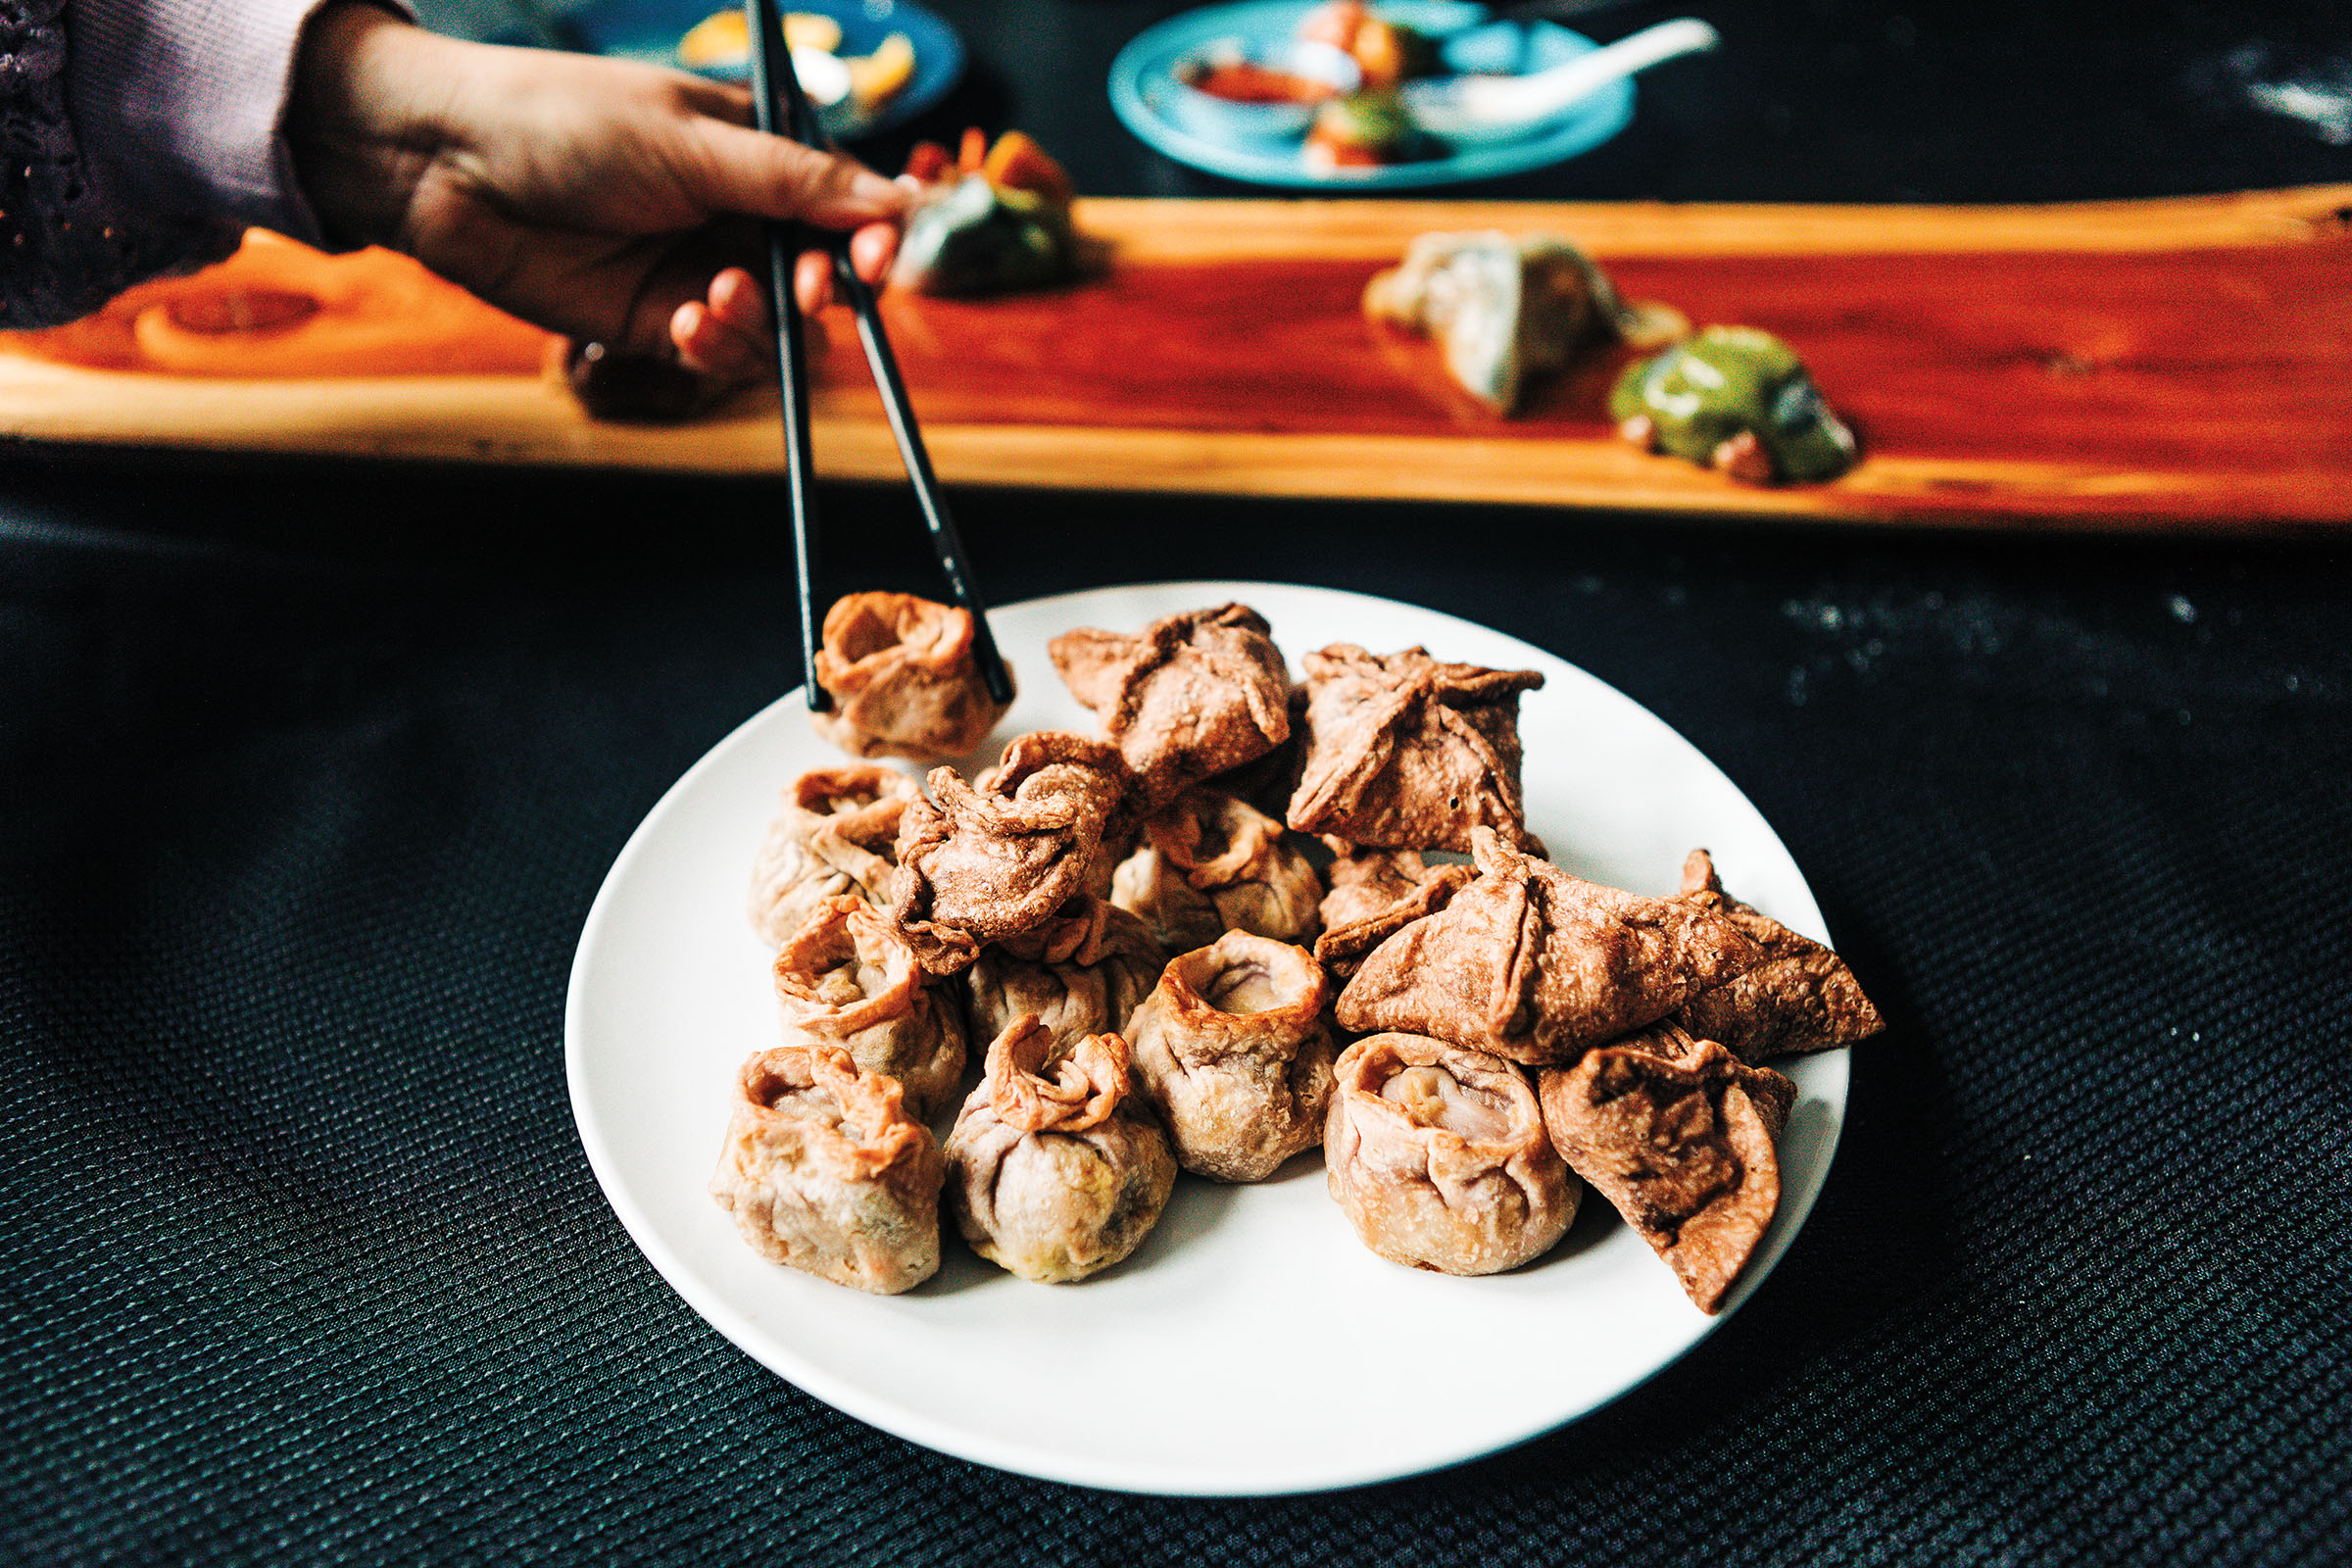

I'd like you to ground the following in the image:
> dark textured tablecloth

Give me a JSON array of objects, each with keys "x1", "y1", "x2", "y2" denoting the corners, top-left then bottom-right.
[{"x1": 4, "y1": 461, "x2": 2346, "y2": 1563}]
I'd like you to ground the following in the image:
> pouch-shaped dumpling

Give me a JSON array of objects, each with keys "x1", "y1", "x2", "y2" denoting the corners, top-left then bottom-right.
[
  {"x1": 1050, "y1": 604, "x2": 1292, "y2": 808},
  {"x1": 944, "y1": 1017, "x2": 1176, "y2": 1283},
  {"x1": 964, "y1": 900, "x2": 1167, "y2": 1052},
  {"x1": 810, "y1": 592, "x2": 1013, "y2": 763},
  {"x1": 710, "y1": 1042, "x2": 946, "y2": 1295},
  {"x1": 1287, "y1": 644, "x2": 1544, "y2": 853},
  {"x1": 1111, "y1": 790, "x2": 1322, "y2": 953},
  {"x1": 772, "y1": 895, "x2": 966, "y2": 1121},
  {"x1": 1126, "y1": 931, "x2": 1336, "y2": 1182},
  {"x1": 748, "y1": 764, "x2": 917, "y2": 947},
  {"x1": 1325, "y1": 1032, "x2": 1576, "y2": 1275},
  {"x1": 1337, "y1": 829, "x2": 1764, "y2": 1064},
  {"x1": 1538, "y1": 1029, "x2": 1795, "y2": 1312},
  {"x1": 891, "y1": 731, "x2": 1132, "y2": 975}
]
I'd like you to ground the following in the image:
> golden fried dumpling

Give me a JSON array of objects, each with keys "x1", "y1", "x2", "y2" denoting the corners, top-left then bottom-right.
[
  {"x1": 1668, "y1": 849, "x2": 1884, "y2": 1062},
  {"x1": 810, "y1": 592, "x2": 1013, "y2": 763},
  {"x1": 1049, "y1": 604, "x2": 1291, "y2": 807},
  {"x1": 772, "y1": 895, "x2": 966, "y2": 1121},
  {"x1": 710, "y1": 1042, "x2": 946, "y2": 1295},
  {"x1": 1286, "y1": 644, "x2": 1544, "y2": 853},
  {"x1": 1538, "y1": 1025, "x2": 1795, "y2": 1313},
  {"x1": 1312, "y1": 847, "x2": 1474, "y2": 982},
  {"x1": 1325, "y1": 1032, "x2": 1576, "y2": 1275},
  {"x1": 1111, "y1": 789, "x2": 1322, "y2": 953},
  {"x1": 944, "y1": 1017, "x2": 1177, "y2": 1283},
  {"x1": 964, "y1": 899, "x2": 1166, "y2": 1053},
  {"x1": 1337, "y1": 830, "x2": 1764, "y2": 1065},
  {"x1": 891, "y1": 731, "x2": 1132, "y2": 975},
  {"x1": 747, "y1": 764, "x2": 918, "y2": 948},
  {"x1": 1126, "y1": 931, "x2": 1336, "y2": 1183}
]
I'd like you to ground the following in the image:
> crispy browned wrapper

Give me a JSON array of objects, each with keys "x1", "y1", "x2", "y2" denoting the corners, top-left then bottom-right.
[
  {"x1": 1539, "y1": 1027, "x2": 1795, "y2": 1313},
  {"x1": 710, "y1": 1042, "x2": 946, "y2": 1296},
  {"x1": 1336, "y1": 830, "x2": 1764, "y2": 1064},
  {"x1": 810, "y1": 592, "x2": 1013, "y2": 763},
  {"x1": 891, "y1": 731, "x2": 1131, "y2": 975},
  {"x1": 1286, "y1": 644, "x2": 1544, "y2": 853},
  {"x1": 1667, "y1": 849, "x2": 1885, "y2": 1061},
  {"x1": 1050, "y1": 603, "x2": 1291, "y2": 807}
]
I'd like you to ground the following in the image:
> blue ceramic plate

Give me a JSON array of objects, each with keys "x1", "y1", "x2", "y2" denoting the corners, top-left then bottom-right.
[
  {"x1": 564, "y1": 0, "x2": 965, "y2": 140},
  {"x1": 1109, "y1": 0, "x2": 1633, "y2": 189}
]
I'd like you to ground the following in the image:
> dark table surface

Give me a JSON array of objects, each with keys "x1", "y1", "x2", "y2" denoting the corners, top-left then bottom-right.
[{"x1": 8, "y1": 2, "x2": 2352, "y2": 1563}]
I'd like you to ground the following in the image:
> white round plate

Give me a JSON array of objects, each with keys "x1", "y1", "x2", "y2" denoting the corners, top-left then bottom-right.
[{"x1": 566, "y1": 580, "x2": 1848, "y2": 1495}]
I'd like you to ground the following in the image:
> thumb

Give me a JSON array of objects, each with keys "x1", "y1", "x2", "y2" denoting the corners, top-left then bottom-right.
[{"x1": 683, "y1": 120, "x2": 907, "y2": 231}]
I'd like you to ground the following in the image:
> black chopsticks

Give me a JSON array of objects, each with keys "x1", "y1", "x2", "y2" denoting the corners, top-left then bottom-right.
[{"x1": 742, "y1": 0, "x2": 1014, "y2": 712}]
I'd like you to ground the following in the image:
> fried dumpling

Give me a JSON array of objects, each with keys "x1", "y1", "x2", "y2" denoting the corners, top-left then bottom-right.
[
  {"x1": 1336, "y1": 830, "x2": 1764, "y2": 1064},
  {"x1": 1111, "y1": 790, "x2": 1322, "y2": 953},
  {"x1": 1286, "y1": 644, "x2": 1544, "y2": 853},
  {"x1": 810, "y1": 592, "x2": 1013, "y2": 763},
  {"x1": 1126, "y1": 932, "x2": 1337, "y2": 1182},
  {"x1": 944, "y1": 1017, "x2": 1177, "y2": 1283},
  {"x1": 1667, "y1": 849, "x2": 1884, "y2": 1062},
  {"x1": 710, "y1": 1042, "x2": 946, "y2": 1295},
  {"x1": 1210, "y1": 680, "x2": 1310, "y2": 818},
  {"x1": 1313, "y1": 847, "x2": 1474, "y2": 981},
  {"x1": 891, "y1": 731, "x2": 1131, "y2": 976},
  {"x1": 1050, "y1": 604, "x2": 1291, "y2": 808},
  {"x1": 1538, "y1": 1027, "x2": 1795, "y2": 1313},
  {"x1": 748, "y1": 764, "x2": 917, "y2": 947},
  {"x1": 964, "y1": 899, "x2": 1167, "y2": 1053},
  {"x1": 772, "y1": 895, "x2": 966, "y2": 1121},
  {"x1": 1325, "y1": 1032, "x2": 1576, "y2": 1275},
  {"x1": 1362, "y1": 231, "x2": 1639, "y2": 415}
]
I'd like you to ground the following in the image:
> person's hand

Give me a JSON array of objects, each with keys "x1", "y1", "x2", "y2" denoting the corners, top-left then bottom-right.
[{"x1": 288, "y1": 2, "x2": 906, "y2": 379}]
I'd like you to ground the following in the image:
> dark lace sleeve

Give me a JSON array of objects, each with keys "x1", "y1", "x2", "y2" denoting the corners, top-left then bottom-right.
[{"x1": 0, "y1": 2, "x2": 241, "y2": 328}]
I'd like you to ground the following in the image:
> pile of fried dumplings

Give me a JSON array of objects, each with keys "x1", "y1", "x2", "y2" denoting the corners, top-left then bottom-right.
[{"x1": 710, "y1": 592, "x2": 1883, "y2": 1313}]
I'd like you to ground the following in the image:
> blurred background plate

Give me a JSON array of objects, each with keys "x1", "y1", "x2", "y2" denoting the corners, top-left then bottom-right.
[
  {"x1": 536, "y1": 0, "x2": 966, "y2": 140},
  {"x1": 1110, "y1": 0, "x2": 1634, "y2": 189}
]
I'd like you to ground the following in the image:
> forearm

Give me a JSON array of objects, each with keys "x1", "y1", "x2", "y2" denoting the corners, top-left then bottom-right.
[{"x1": 285, "y1": 2, "x2": 460, "y2": 251}]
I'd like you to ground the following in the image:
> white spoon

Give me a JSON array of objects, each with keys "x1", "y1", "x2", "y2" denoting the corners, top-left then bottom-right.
[{"x1": 1399, "y1": 17, "x2": 1720, "y2": 141}]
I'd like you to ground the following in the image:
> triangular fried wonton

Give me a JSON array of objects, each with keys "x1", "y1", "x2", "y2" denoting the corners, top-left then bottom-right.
[
  {"x1": 1286, "y1": 645, "x2": 1544, "y2": 853},
  {"x1": 1334, "y1": 831, "x2": 1764, "y2": 1064},
  {"x1": 1049, "y1": 604, "x2": 1291, "y2": 807},
  {"x1": 1537, "y1": 1033, "x2": 1795, "y2": 1313},
  {"x1": 1669, "y1": 849, "x2": 1884, "y2": 1061}
]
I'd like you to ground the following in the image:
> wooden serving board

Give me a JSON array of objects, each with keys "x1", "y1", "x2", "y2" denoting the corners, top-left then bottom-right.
[{"x1": 3, "y1": 188, "x2": 2348, "y2": 527}]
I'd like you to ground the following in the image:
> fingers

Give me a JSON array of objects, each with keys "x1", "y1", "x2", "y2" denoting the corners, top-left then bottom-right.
[
  {"x1": 795, "y1": 250, "x2": 833, "y2": 315},
  {"x1": 848, "y1": 220, "x2": 899, "y2": 284},
  {"x1": 684, "y1": 119, "x2": 908, "y2": 231},
  {"x1": 675, "y1": 75, "x2": 755, "y2": 127},
  {"x1": 670, "y1": 266, "x2": 769, "y2": 380}
]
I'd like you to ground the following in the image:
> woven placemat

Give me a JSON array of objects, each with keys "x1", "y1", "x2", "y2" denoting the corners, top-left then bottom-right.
[{"x1": 4, "y1": 470, "x2": 2347, "y2": 1564}]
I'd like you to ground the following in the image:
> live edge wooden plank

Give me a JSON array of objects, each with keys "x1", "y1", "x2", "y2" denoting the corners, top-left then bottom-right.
[{"x1": 0, "y1": 187, "x2": 2346, "y2": 529}]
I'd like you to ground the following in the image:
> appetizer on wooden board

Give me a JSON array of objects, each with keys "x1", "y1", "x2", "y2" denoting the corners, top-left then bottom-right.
[{"x1": 6, "y1": 191, "x2": 2343, "y2": 525}]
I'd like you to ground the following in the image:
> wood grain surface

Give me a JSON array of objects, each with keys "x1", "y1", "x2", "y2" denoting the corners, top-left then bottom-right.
[{"x1": 2, "y1": 189, "x2": 2346, "y2": 527}]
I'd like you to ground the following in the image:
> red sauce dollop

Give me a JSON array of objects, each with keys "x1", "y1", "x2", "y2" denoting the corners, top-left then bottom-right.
[{"x1": 1186, "y1": 62, "x2": 1335, "y2": 104}]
